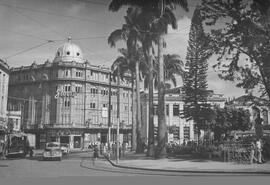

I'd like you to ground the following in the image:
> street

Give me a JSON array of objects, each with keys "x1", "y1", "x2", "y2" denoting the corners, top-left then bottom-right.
[
  {"x1": 1, "y1": 151, "x2": 270, "y2": 185},
  {"x1": 0, "y1": 152, "x2": 127, "y2": 178}
]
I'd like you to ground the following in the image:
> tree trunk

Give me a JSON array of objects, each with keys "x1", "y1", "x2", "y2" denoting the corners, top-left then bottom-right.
[
  {"x1": 147, "y1": 50, "x2": 155, "y2": 157},
  {"x1": 131, "y1": 73, "x2": 137, "y2": 151},
  {"x1": 156, "y1": 32, "x2": 167, "y2": 158},
  {"x1": 135, "y1": 60, "x2": 144, "y2": 153}
]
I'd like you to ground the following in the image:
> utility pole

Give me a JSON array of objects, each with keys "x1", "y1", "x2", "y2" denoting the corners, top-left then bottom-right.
[
  {"x1": 108, "y1": 72, "x2": 112, "y2": 151},
  {"x1": 83, "y1": 61, "x2": 87, "y2": 150},
  {"x1": 116, "y1": 68, "x2": 120, "y2": 164}
]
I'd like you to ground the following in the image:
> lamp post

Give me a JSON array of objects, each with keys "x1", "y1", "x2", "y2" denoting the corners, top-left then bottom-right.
[
  {"x1": 116, "y1": 68, "x2": 120, "y2": 164},
  {"x1": 108, "y1": 72, "x2": 112, "y2": 151}
]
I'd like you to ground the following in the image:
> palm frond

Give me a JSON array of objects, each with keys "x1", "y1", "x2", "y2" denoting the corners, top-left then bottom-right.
[
  {"x1": 166, "y1": 0, "x2": 189, "y2": 11},
  {"x1": 108, "y1": 29, "x2": 125, "y2": 47}
]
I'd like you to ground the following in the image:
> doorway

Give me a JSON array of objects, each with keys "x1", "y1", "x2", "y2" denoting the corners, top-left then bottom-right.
[{"x1": 73, "y1": 136, "x2": 81, "y2": 148}]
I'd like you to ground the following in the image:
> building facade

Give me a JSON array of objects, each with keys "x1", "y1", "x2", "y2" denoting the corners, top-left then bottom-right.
[
  {"x1": 0, "y1": 59, "x2": 9, "y2": 140},
  {"x1": 7, "y1": 111, "x2": 22, "y2": 132},
  {"x1": 141, "y1": 87, "x2": 226, "y2": 144},
  {"x1": 8, "y1": 39, "x2": 133, "y2": 149},
  {"x1": 227, "y1": 95, "x2": 270, "y2": 128}
]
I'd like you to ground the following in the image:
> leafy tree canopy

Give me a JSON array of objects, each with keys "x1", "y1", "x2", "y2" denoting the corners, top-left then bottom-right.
[{"x1": 201, "y1": 0, "x2": 270, "y2": 98}]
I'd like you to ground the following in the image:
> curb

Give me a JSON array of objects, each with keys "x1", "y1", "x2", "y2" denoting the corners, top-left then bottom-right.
[{"x1": 103, "y1": 155, "x2": 270, "y2": 175}]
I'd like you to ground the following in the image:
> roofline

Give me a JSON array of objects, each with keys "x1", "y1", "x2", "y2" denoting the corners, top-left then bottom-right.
[{"x1": 0, "y1": 59, "x2": 9, "y2": 74}]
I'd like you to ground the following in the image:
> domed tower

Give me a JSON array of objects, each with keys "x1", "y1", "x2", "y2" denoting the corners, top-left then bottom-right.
[{"x1": 53, "y1": 37, "x2": 84, "y2": 63}]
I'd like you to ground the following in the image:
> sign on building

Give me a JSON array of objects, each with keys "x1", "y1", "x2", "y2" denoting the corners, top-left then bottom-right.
[{"x1": 101, "y1": 107, "x2": 108, "y2": 118}]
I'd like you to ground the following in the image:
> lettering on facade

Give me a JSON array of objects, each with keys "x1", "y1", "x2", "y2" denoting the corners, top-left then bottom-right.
[{"x1": 55, "y1": 89, "x2": 76, "y2": 99}]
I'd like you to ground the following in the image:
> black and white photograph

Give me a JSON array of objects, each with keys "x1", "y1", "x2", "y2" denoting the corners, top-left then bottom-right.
[{"x1": 1, "y1": 0, "x2": 270, "y2": 184}]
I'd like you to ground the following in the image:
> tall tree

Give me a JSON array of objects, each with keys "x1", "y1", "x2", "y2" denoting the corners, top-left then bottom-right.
[
  {"x1": 109, "y1": 0, "x2": 188, "y2": 158},
  {"x1": 201, "y1": 0, "x2": 270, "y2": 99},
  {"x1": 108, "y1": 7, "x2": 146, "y2": 153},
  {"x1": 183, "y1": 6, "x2": 212, "y2": 140},
  {"x1": 143, "y1": 53, "x2": 185, "y2": 156},
  {"x1": 110, "y1": 48, "x2": 137, "y2": 150}
]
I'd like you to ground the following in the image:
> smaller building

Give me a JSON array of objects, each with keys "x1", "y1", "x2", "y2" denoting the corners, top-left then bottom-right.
[
  {"x1": 0, "y1": 59, "x2": 9, "y2": 141},
  {"x1": 141, "y1": 87, "x2": 226, "y2": 144},
  {"x1": 227, "y1": 95, "x2": 270, "y2": 127}
]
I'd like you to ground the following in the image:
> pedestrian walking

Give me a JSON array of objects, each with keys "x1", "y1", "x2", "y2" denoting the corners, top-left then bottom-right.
[
  {"x1": 119, "y1": 142, "x2": 122, "y2": 159},
  {"x1": 250, "y1": 140, "x2": 257, "y2": 164},
  {"x1": 92, "y1": 145, "x2": 99, "y2": 166},
  {"x1": 112, "y1": 142, "x2": 116, "y2": 156},
  {"x1": 122, "y1": 142, "x2": 126, "y2": 157},
  {"x1": 100, "y1": 142, "x2": 104, "y2": 155}
]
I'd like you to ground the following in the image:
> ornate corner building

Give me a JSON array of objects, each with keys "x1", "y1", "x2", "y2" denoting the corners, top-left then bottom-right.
[
  {"x1": 8, "y1": 39, "x2": 133, "y2": 149},
  {"x1": 0, "y1": 59, "x2": 9, "y2": 140}
]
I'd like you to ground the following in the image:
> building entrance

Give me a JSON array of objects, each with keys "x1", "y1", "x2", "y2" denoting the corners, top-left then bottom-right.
[
  {"x1": 101, "y1": 133, "x2": 107, "y2": 144},
  {"x1": 74, "y1": 136, "x2": 81, "y2": 148}
]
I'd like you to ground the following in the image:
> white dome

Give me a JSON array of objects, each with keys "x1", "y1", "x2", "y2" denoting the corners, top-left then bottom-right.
[{"x1": 53, "y1": 37, "x2": 84, "y2": 63}]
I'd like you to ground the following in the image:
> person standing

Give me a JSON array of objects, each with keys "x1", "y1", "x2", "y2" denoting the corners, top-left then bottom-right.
[
  {"x1": 252, "y1": 106, "x2": 264, "y2": 139},
  {"x1": 256, "y1": 139, "x2": 263, "y2": 164}
]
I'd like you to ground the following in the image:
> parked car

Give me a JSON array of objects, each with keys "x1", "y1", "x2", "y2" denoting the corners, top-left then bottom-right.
[
  {"x1": 43, "y1": 142, "x2": 62, "y2": 161},
  {"x1": 60, "y1": 143, "x2": 70, "y2": 155},
  {"x1": 6, "y1": 133, "x2": 28, "y2": 158}
]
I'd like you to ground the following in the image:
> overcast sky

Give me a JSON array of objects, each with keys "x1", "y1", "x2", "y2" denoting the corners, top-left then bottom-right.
[{"x1": 0, "y1": 0, "x2": 246, "y2": 98}]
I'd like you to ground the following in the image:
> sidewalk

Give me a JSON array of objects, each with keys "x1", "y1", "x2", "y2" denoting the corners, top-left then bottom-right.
[{"x1": 106, "y1": 151, "x2": 270, "y2": 174}]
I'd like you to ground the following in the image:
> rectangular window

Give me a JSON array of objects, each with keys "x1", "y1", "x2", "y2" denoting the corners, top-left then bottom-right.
[
  {"x1": 65, "y1": 85, "x2": 71, "y2": 92},
  {"x1": 65, "y1": 70, "x2": 69, "y2": 77},
  {"x1": 166, "y1": 104, "x2": 169, "y2": 116},
  {"x1": 153, "y1": 105, "x2": 158, "y2": 115},
  {"x1": 90, "y1": 103, "x2": 96, "y2": 109},
  {"x1": 64, "y1": 100, "x2": 70, "y2": 107},
  {"x1": 184, "y1": 126, "x2": 190, "y2": 139},
  {"x1": 173, "y1": 104, "x2": 179, "y2": 116}
]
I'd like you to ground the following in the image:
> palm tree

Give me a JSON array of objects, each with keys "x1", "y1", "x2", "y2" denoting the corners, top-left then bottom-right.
[
  {"x1": 109, "y1": 0, "x2": 188, "y2": 158},
  {"x1": 142, "y1": 53, "x2": 184, "y2": 156},
  {"x1": 108, "y1": 7, "x2": 148, "y2": 153},
  {"x1": 110, "y1": 48, "x2": 146, "y2": 151}
]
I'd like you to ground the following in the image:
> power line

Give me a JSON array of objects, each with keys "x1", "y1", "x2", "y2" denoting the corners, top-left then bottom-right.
[
  {"x1": 75, "y1": 0, "x2": 108, "y2": 6},
  {"x1": 0, "y1": 1, "x2": 115, "y2": 26},
  {"x1": 0, "y1": 28, "x2": 57, "y2": 42},
  {"x1": 4, "y1": 41, "x2": 54, "y2": 60},
  {"x1": 5, "y1": 4, "x2": 66, "y2": 40}
]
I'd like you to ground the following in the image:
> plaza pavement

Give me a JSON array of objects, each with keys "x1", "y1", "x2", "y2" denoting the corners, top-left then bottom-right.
[{"x1": 106, "y1": 151, "x2": 270, "y2": 174}]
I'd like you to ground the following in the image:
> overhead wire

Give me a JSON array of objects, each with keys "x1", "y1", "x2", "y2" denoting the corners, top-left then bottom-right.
[
  {"x1": 0, "y1": 1, "x2": 116, "y2": 26},
  {"x1": 0, "y1": 28, "x2": 56, "y2": 42},
  {"x1": 4, "y1": 41, "x2": 54, "y2": 59},
  {"x1": 0, "y1": 0, "x2": 203, "y2": 65},
  {"x1": 4, "y1": 4, "x2": 66, "y2": 40}
]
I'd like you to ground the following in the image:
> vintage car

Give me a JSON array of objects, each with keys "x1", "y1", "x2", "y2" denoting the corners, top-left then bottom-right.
[
  {"x1": 60, "y1": 143, "x2": 70, "y2": 155},
  {"x1": 43, "y1": 142, "x2": 62, "y2": 161},
  {"x1": 5, "y1": 133, "x2": 30, "y2": 158}
]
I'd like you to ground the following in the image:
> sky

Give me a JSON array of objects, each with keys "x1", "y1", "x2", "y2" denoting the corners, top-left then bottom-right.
[{"x1": 0, "y1": 0, "x2": 246, "y2": 98}]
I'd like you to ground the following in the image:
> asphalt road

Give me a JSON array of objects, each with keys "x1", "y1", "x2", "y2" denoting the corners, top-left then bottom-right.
[
  {"x1": 1, "y1": 152, "x2": 270, "y2": 185},
  {"x1": 0, "y1": 152, "x2": 132, "y2": 178}
]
